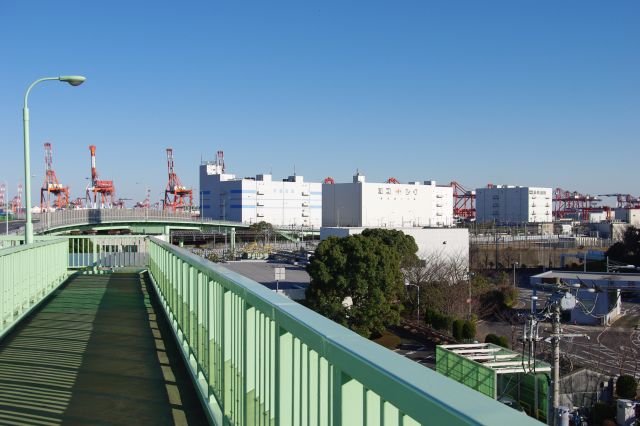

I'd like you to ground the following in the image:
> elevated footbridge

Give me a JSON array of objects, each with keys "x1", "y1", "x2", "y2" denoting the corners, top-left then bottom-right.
[
  {"x1": 0, "y1": 235, "x2": 542, "y2": 425},
  {"x1": 30, "y1": 209, "x2": 249, "y2": 236}
]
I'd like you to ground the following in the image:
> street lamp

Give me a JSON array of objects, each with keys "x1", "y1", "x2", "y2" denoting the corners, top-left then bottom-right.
[
  {"x1": 2, "y1": 180, "x2": 8, "y2": 237},
  {"x1": 404, "y1": 280, "x2": 420, "y2": 323},
  {"x1": 23, "y1": 75, "x2": 86, "y2": 244},
  {"x1": 512, "y1": 261, "x2": 519, "y2": 287}
]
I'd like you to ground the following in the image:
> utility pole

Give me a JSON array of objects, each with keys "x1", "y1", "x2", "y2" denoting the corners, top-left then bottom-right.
[
  {"x1": 551, "y1": 303, "x2": 561, "y2": 426},
  {"x1": 495, "y1": 226, "x2": 499, "y2": 270}
]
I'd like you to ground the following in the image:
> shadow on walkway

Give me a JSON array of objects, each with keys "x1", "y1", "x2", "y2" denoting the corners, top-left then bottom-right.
[{"x1": 0, "y1": 272, "x2": 208, "y2": 425}]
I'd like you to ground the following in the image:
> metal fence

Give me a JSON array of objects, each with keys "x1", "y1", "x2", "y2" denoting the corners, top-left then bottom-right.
[
  {"x1": 1, "y1": 235, "x2": 148, "y2": 269},
  {"x1": 0, "y1": 239, "x2": 68, "y2": 340},
  {"x1": 31, "y1": 208, "x2": 238, "y2": 233},
  {"x1": 67, "y1": 235, "x2": 149, "y2": 269},
  {"x1": 470, "y1": 234, "x2": 612, "y2": 249},
  {"x1": 147, "y1": 237, "x2": 541, "y2": 425}
]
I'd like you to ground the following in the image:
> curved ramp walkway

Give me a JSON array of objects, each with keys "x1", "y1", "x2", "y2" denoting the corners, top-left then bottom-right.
[{"x1": 0, "y1": 272, "x2": 208, "y2": 425}]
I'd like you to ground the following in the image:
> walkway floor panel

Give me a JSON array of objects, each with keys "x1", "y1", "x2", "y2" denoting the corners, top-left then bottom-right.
[{"x1": 0, "y1": 273, "x2": 208, "y2": 426}]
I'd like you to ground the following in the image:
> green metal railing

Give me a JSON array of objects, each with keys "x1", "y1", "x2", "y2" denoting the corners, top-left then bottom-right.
[
  {"x1": 0, "y1": 239, "x2": 68, "y2": 340},
  {"x1": 0, "y1": 235, "x2": 148, "y2": 270},
  {"x1": 148, "y1": 237, "x2": 542, "y2": 426}
]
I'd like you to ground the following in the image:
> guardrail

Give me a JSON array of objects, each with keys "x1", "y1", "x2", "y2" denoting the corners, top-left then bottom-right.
[
  {"x1": 148, "y1": 237, "x2": 541, "y2": 425},
  {"x1": 30, "y1": 209, "x2": 242, "y2": 233},
  {"x1": 1, "y1": 235, "x2": 149, "y2": 270},
  {"x1": 67, "y1": 235, "x2": 149, "y2": 269},
  {"x1": 0, "y1": 239, "x2": 68, "y2": 340}
]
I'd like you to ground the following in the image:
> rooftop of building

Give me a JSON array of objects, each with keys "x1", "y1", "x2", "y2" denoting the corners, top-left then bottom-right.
[{"x1": 532, "y1": 270, "x2": 640, "y2": 282}]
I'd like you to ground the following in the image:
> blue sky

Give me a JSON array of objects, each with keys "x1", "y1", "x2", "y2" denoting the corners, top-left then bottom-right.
[{"x1": 1, "y1": 1, "x2": 639, "y2": 206}]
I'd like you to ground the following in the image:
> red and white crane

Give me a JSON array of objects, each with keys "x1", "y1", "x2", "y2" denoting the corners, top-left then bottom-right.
[
  {"x1": 163, "y1": 148, "x2": 192, "y2": 211},
  {"x1": 135, "y1": 188, "x2": 151, "y2": 209},
  {"x1": 597, "y1": 193, "x2": 640, "y2": 209},
  {"x1": 0, "y1": 183, "x2": 6, "y2": 214},
  {"x1": 553, "y1": 188, "x2": 601, "y2": 220},
  {"x1": 40, "y1": 142, "x2": 70, "y2": 211},
  {"x1": 10, "y1": 184, "x2": 23, "y2": 214},
  {"x1": 450, "y1": 181, "x2": 476, "y2": 220},
  {"x1": 85, "y1": 145, "x2": 116, "y2": 208}
]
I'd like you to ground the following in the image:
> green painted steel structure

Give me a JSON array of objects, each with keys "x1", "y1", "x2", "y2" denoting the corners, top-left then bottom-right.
[
  {"x1": 0, "y1": 239, "x2": 68, "y2": 340},
  {"x1": 0, "y1": 236, "x2": 543, "y2": 425},
  {"x1": 148, "y1": 237, "x2": 542, "y2": 425},
  {"x1": 436, "y1": 346, "x2": 497, "y2": 399},
  {"x1": 436, "y1": 344, "x2": 549, "y2": 423}
]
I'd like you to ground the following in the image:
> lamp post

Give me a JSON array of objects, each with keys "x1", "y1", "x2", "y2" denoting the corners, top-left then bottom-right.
[
  {"x1": 512, "y1": 261, "x2": 519, "y2": 287},
  {"x1": 405, "y1": 280, "x2": 420, "y2": 323},
  {"x1": 1, "y1": 180, "x2": 8, "y2": 237},
  {"x1": 23, "y1": 75, "x2": 86, "y2": 244}
]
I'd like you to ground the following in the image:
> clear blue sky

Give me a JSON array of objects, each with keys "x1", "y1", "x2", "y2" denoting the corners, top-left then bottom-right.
[{"x1": 1, "y1": 1, "x2": 638, "y2": 206}]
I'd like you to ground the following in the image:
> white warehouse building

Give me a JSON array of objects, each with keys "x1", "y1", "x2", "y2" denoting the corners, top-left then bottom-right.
[
  {"x1": 321, "y1": 227, "x2": 469, "y2": 264},
  {"x1": 322, "y1": 173, "x2": 454, "y2": 228},
  {"x1": 476, "y1": 185, "x2": 552, "y2": 224},
  {"x1": 199, "y1": 154, "x2": 321, "y2": 227}
]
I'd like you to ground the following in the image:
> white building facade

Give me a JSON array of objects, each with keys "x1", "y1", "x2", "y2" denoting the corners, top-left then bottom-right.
[
  {"x1": 200, "y1": 162, "x2": 321, "y2": 227},
  {"x1": 475, "y1": 185, "x2": 552, "y2": 224},
  {"x1": 321, "y1": 227, "x2": 469, "y2": 264},
  {"x1": 614, "y1": 208, "x2": 640, "y2": 226},
  {"x1": 322, "y1": 174, "x2": 454, "y2": 228}
]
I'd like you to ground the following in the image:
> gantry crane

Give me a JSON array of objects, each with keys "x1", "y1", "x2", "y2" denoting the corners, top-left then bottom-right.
[
  {"x1": 69, "y1": 197, "x2": 84, "y2": 209},
  {"x1": 134, "y1": 188, "x2": 151, "y2": 209},
  {"x1": 40, "y1": 142, "x2": 70, "y2": 211},
  {"x1": 0, "y1": 183, "x2": 6, "y2": 214},
  {"x1": 85, "y1": 145, "x2": 116, "y2": 208},
  {"x1": 450, "y1": 181, "x2": 476, "y2": 220},
  {"x1": 163, "y1": 148, "x2": 192, "y2": 211},
  {"x1": 10, "y1": 184, "x2": 23, "y2": 214},
  {"x1": 553, "y1": 188, "x2": 601, "y2": 220},
  {"x1": 597, "y1": 193, "x2": 640, "y2": 209}
]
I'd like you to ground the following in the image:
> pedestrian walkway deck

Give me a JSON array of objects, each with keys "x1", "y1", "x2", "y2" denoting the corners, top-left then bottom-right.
[{"x1": 0, "y1": 272, "x2": 208, "y2": 425}]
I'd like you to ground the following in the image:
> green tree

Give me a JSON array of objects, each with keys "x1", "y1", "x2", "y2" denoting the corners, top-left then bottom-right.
[
  {"x1": 606, "y1": 226, "x2": 640, "y2": 266},
  {"x1": 616, "y1": 375, "x2": 638, "y2": 399},
  {"x1": 249, "y1": 221, "x2": 274, "y2": 245},
  {"x1": 306, "y1": 235, "x2": 404, "y2": 338},
  {"x1": 360, "y1": 228, "x2": 419, "y2": 268},
  {"x1": 248, "y1": 221, "x2": 274, "y2": 233}
]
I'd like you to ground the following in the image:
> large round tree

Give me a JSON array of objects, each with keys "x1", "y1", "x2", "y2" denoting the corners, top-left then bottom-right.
[{"x1": 306, "y1": 234, "x2": 405, "y2": 338}]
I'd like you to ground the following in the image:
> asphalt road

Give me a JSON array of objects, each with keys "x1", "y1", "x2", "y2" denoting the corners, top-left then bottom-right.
[
  {"x1": 1, "y1": 219, "x2": 24, "y2": 233},
  {"x1": 221, "y1": 259, "x2": 310, "y2": 291}
]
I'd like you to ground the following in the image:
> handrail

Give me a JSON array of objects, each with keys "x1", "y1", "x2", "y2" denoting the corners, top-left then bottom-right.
[
  {"x1": 147, "y1": 237, "x2": 541, "y2": 425},
  {"x1": 29, "y1": 209, "x2": 246, "y2": 234},
  {"x1": 0, "y1": 239, "x2": 68, "y2": 340}
]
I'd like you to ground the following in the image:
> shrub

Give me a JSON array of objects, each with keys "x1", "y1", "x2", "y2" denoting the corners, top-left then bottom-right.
[
  {"x1": 485, "y1": 333, "x2": 509, "y2": 348},
  {"x1": 500, "y1": 286, "x2": 519, "y2": 308},
  {"x1": 373, "y1": 330, "x2": 402, "y2": 350},
  {"x1": 462, "y1": 320, "x2": 476, "y2": 340},
  {"x1": 452, "y1": 319, "x2": 464, "y2": 340}
]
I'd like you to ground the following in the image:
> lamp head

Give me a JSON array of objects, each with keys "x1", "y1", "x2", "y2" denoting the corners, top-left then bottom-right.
[{"x1": 59, "y1": 76, "x2": 86, "y2": 86}]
